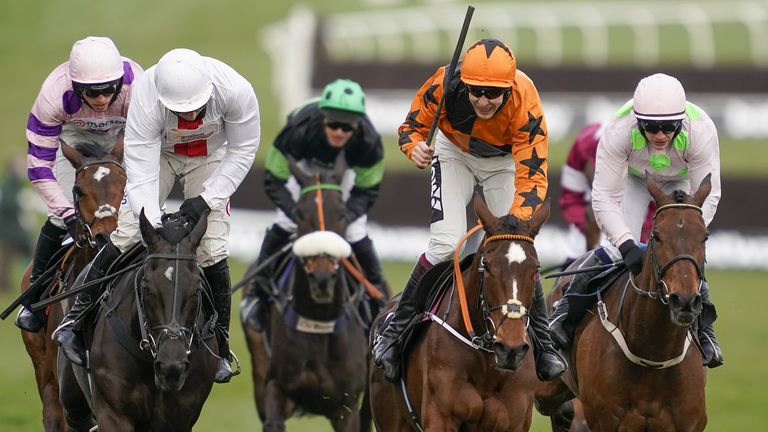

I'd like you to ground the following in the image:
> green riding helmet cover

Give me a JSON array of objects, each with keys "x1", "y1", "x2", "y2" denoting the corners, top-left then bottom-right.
[{"x1": 319, "y1": 79, "x2": 366, "y2": 125}]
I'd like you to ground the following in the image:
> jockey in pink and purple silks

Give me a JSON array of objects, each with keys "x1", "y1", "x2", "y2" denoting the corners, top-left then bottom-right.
[{"x1": 16, "y1": 36, "x2": 143, "y2": 332}]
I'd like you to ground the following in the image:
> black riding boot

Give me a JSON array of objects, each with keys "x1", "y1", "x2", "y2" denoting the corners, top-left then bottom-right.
[
  {"x1": 530, "y1": 278, "x2": 568, "y2": 381},
  {"x1": 205, "y1": 258, "x2": 238, "y2": 383},
  {"x1": 241, "y1": 225, "x2": 291, "y2": 332},
  {"x1": 351, "y1": 236, "x2": 387, "y2": 297},
  {"x1": 372, "y1": 257, "x2": 430, "y2": 382},
  {"x1": 699, "y1": 281, "x2": 724, "y2": 368},
  {"x1": 16, "y1": 220, "x2": 66, "y2": 332},
  {"x1": 548, "y1": 251, "x2": 603, "y2": 349},
  {"x1": 54, "y1": 240, "x2": 121, "y2": 366}
]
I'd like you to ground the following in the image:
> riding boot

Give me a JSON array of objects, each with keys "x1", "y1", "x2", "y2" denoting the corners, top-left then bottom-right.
[
  {"x1": 372, "y1": 255, "x2": 430, "y2": 382},
  {"x1": 205, "y1": 258, "x2": 238, "y2": 383},
  {"x1": 16, "y1": 220, "x2": 66, "y2": 332},
  {"x1": 54, "y1": 239, "x2": 120, "y2": 366},
  {"x1": 548, "y1": 252, "x2": 603, "y2": 349},
  {"x1": 351, "y1": 236, "x2": 387, "y2": 297},
  {"x1": 240, "y1": 225, "x2": 291, "y2": 332},
  {"x1": 530, "y1": 278, "x2": 568, "y2": 381},
  {"x1": 698, "y1": 281, "x2": 724, "y2": 368}
]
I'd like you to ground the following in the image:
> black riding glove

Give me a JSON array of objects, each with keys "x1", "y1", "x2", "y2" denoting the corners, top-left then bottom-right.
[
  {"x1": 64, "y1": 214, "x2": 79, "y2": 240},
  {"x1": 179, "y1": 196, "x2": 210, "y2": 226},
  {"x1": 619, "y1": 240, "x2": 644, "y2": 275}
]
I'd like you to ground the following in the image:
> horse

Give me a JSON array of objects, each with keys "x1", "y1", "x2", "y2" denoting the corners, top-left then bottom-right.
[
  {"x1": 370, "y1": 193, "x2": 551, "y2": 432},
  {"x1": 60, "y1": 210, "x2": 220, "y2": 431},
  {"x1": 536, "y1": 175, "x2": 711, "y2": 431},
  {"x1": 18, "y1": 140, "x2": 125, "y2": 432},
  {"x1": 242, "y1": 156, "x2": 371, "y2": 432}
]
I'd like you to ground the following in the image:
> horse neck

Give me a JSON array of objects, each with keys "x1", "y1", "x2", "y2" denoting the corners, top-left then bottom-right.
[
  {"x1": 291, "y1": 264, "x2": 345, "y2": 321},
  {"x1": 619, "y1": 271, "x2": 690, "y2": 359}
]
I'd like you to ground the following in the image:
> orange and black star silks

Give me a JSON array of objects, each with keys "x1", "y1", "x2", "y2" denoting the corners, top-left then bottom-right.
[{"x1": 398, "y1": 63, "x2": 549, "y2": 220}]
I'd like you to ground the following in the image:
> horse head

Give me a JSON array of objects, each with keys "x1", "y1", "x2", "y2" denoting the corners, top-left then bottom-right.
[
  {"x1": 287, "y1": 151, "x2": 350, "y2": 320},
  {"x1": 472, "y1": 194, "x2": 550, "y2": 370},
  {"x1": 138, "y1": 209, "x2": 208, "y2": 392},
  {"x1": 643, "y1": 174, "x2": 711, "y2": 327},
  {"x1": 62, "y1": 139, "x2": 126, "y2": 249}
]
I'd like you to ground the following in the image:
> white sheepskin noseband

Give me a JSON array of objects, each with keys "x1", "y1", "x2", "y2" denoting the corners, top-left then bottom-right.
[{"x1": 292, "y1": 231, "x2": 351, "y2": 259}]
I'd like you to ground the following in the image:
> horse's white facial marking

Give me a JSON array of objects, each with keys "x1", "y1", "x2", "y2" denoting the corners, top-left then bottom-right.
[
  {"x1": 164, "y1": 266, "x2": 174, "y2": 281},
  {"x1": 511, "y1": 278, "x2": 519, "y2": 300},
  {"x1": 93, "y1": 166, "x2": 111, "y2": 182},
  {"x1": 94, "y1": 204, "x2": 117, "y2": 219},
  {"x1": 506, "y1": 243, "x2": 526, "y2": 264}
]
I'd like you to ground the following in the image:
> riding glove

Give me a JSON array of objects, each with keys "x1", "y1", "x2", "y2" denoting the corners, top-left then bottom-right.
[
  {"x1": 64, "y1": 213, "x2": 79, "y2": 241},
  {"x1": 179, "y1": 196, "x2": 210, "y2": 226},
  {"x1": 619, "y1": 240, "x2": 644, "y2": 275}
]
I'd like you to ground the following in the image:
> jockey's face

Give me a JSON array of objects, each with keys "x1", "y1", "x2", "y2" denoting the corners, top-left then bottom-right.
[
  {"x1": 82, "y1": 93, "x2": 113, "y2": 112},
  {"x1": 468, "y1": 91, "x2": 505, "y2": 120},
  {"x1": 640, "y1": 120, "x2": 681, "y2": 150},
  {"x1": 323, "y1": 120, "x2": 356, "y2": 148}
]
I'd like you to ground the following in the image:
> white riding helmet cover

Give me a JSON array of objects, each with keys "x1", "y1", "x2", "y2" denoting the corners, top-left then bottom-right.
[
  {"x1": 69, "y1": 36, "x2": 124, "y2": 84},
  {"x1": 633, "y1": 73, "x2": 687, "y2": 121},
  {"x1": 155, "y1": 48, "x2": 213, "y2": 112}
]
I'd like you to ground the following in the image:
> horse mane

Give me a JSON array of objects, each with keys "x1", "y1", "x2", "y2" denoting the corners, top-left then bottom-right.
[
  {"x1": 672, "y1": 190, "x2": 690, "y2": 203},
  {"x1": 73, "y1": 141, "x2": 109, "y2": 159}
]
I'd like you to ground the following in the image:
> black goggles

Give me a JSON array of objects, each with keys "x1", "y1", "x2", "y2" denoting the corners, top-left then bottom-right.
[
  {"x1": 324, "y1": 119, "x2": 356, "y2": 132},
  {"x1": 466, "y1": 85, "x2": 507, "y2": 99},
  {"x1": 77, "y1": 82, "x2": 120, "y2": 98},
  {"x1": 171, "y1": 104, "x2": 208, "y2": 119},
  {"x1": 639, "y1": 120, "x2": 681, "y2": 134}
]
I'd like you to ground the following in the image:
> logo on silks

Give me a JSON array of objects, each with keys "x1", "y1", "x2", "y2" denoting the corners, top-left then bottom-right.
[{"x1": 430, "y1": 156, "x2": 443, "y2": 223}]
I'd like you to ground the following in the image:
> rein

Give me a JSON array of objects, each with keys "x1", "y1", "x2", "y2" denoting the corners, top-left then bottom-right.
[{"x1": 300, "y1": 177, "x2": 343, "y2": 233}]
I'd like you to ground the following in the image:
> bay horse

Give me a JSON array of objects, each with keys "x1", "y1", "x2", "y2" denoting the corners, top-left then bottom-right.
[
  {"x1": 242, "y1": 156, "x2": 371, "y2": 431},
  {"x1": 19, "y1": 141, "x2": 125, "y2": 432},
  {"x1": 62, "y1": 210, "x2": 219, "y2": 431},
  {"x1": 536, "y1": 175, "x2": 711, "y2": 431},
  {"x1": 370, "y1": 194, "x2": 550, "y2": 432}
]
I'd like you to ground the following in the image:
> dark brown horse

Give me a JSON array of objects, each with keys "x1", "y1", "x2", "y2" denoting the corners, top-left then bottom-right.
[
  {"x1": 370, "y1": 194, "x2": 550, "y2": 431},
  {"x1": 537, "y1": 176, "x2": 711, "y2": 431},
  {"x1": 19, "y1": 141, "x2": 125, "y2": 432},
  {"x1": 62, "y1": 210, "x2": 219, "y2": 431},
  {"x1": 243, "y1": 157, "x2": 371, "y2": 431}
]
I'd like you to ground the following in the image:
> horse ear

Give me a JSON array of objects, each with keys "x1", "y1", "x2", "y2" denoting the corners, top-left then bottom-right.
[
  {"x1": 692, "y1": 174, "x2": 712, "y2": 208},
  {"x1": 473, "y1": 192, "x2": 496, "y2": 230},
  {"x1": 645, "y1": 172, "x2": 666, "y2": 204},
  {"x1": 186, "y1": 209, "x2": 210, "y2": 249},
  {"x1": 60, "y1": 139, "x2": 83, "y2": 169},
  {"x1": 527, "y1": 198, "x2": 551, "y2": 237},
  {"x1": 139, "y1": 208, "x2": 159, "y2": 250},
  {"x1": 111, "y1": 130, "x2": 125, "y2": 163}
]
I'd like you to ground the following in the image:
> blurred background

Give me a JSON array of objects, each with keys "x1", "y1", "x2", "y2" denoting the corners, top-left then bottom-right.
[{"x1": 0, "y1": 0, "x2": 766, "y2": 430}]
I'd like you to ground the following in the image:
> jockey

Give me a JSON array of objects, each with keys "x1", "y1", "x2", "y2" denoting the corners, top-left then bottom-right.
[
  {"x1": 240, "y1": 78, "x2": 387, "y2": 332},
  {"x1": 53, "y1": 48, "x2": 261, "y2": 383},
  {"x1": 372, "y1": 38, "x2": 567, "y2": 382},
  {"x1": 559, "y1": 122, "x2": 655, "y2": 268},
  {"x1": 16, "y1": 36, "x2": 143, "y2": 332},
  {"x1": 548, "y1": 73, "x2": 724, "y2": 368}
]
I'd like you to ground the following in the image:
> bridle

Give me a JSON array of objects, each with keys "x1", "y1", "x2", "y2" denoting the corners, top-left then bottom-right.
[
  {"x1": 137, "y1": 244, "x2": 200, "y2": 359},
  {"x1": 462, "y1": 233, "x2": 535, "y2": 352},
  {"x1": 631, "y1": 203, "x2": 706, "y2": 304},
  {"x1": 72, "y1": 159, "x2": 125, "y2": 249}
]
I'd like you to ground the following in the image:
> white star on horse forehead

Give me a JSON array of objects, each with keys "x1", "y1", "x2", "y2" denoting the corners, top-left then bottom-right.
[
  {"x1": 505, "y1": 243, "x2": 527, "y2": 264},
  {"x1": 91, "y1": 166, "x2": 111, "y2": 182}
]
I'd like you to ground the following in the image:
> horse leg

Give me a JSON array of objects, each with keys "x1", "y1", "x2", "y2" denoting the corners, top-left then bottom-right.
[
  {"x1": 262, "y1": 380, "x2": 295, "y2": 432},
  {"x1": 547, "y1": 400, "x2": 575, "y2": 432},
  {"x1": 58, "y1": 356, "x2": 95, "y2": 432},
  {"x1": 244, "y1": 326, "x2": 270, "y2": 421},
  {"x1": 358, "y1": 385, "x2": 373, "y2": 432}
]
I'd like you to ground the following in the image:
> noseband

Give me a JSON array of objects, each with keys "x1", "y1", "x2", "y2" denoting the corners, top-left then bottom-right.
[
  {"x1": 137, "y1": 245, "x2": 199, "y2": 359},
  {"x1": 632, "y1": 203, "x2": 706, "y2": 303},
  {"x1": 72, "y1": 160, "x2": 125, "y2": 249},
  {"x1": 470, "y1": 234, "x2": 535, "y2": 352}
]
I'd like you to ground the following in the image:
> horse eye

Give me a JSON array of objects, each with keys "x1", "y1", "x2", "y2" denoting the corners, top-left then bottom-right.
[{"x1": 651, "y1": 231, "x2": 661, "y2": 241}]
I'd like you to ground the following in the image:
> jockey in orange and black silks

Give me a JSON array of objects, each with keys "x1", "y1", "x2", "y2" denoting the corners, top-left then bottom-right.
[{"x1": 398, "y1": 38, "x2": 549, "y2": 222}]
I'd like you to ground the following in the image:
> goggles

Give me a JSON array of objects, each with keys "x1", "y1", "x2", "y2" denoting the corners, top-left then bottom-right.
[
  {"x1": 76, "y1": 81, "x2": 120, "y2": 99},
  {"x1": 639, "y1": 120, "x2": 681, "y2": 134},
  {"x1": 324, "y1": 119, "x2": 356, "y2": 132},
  {"x1": 466, "y1": 85, "x2": 507, "y2": 99}
]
